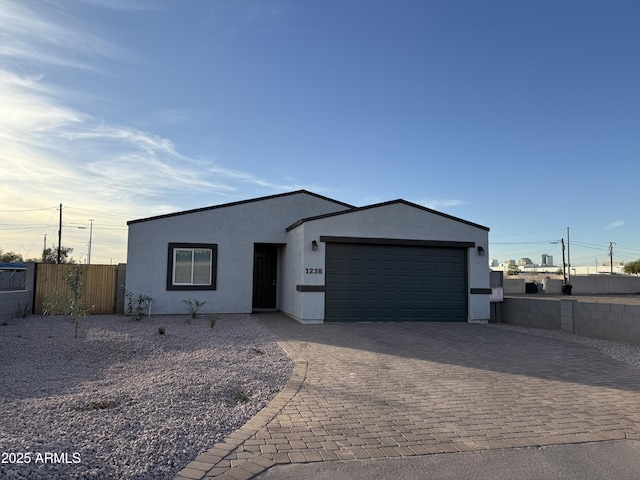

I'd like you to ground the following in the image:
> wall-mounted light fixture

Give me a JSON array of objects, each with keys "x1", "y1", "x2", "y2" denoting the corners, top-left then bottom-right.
[
  {"x1": 312, "y1": 240, "x2": 318, "y2": 251},
  {"x1": 477, "y1": 246, "x2": 485, "y2": 256}
]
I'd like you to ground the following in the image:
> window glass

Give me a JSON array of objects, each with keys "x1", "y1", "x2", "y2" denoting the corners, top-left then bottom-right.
[
  {"x1": 192, "y1": 249, "x2": 212, "y2": 285},
  {"x1": 174, "y1": 249, "x2": 193, "y2": 284},
  {"x1": 167, "y1": 243, "x2": 217, "y2": 291}
]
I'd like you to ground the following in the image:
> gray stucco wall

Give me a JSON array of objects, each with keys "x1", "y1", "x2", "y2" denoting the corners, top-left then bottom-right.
[
  {"x1": 279, "y1": 227, "x2": 306, "y2": 321},
  {"x1": 126, "y1": 193, "x2": 350, "y2": 315}
]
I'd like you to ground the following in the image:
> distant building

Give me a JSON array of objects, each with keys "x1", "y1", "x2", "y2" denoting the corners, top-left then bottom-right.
[
  {"x1": 570, "y1": 265, "x2": 625, "y2": 275},
  {"x1": 488, "y1": 252, "x2": 627, "y2": 276},
  {"x1": 490, "y1": 256, "x2": 557, "y2": 274},
  {"x1": 489, "y1": 260, "x2": 516, "y2": 273}
]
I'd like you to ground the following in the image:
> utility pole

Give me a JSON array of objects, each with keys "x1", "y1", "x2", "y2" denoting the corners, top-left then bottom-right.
[
  {"x1": 88, "y1": 219, "x2": 94, "y2": 265},
  {"x1": 57, "y1": 203, "x2": 62, "y2": 264},
  {"x1": 43, "y1": 234, "x2": 47, "y2": 261},
  {"x1": 567, "y1": 227, "x2": 571, "y2": 283},
  {"x1": 561, "y1": 238, "x2": 567, "y2": 285},
  {"x1": 609, "y1": 242, "x2": 616, "y2": 275}
]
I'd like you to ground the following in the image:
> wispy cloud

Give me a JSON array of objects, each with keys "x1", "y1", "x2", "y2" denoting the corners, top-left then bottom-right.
[
  {"x1": 0, "y1": 0, "x2": 303, "y2": 262},
  {"x1": 0, "y1": 0, "x2": 124, "y2": 71},
  {"x1": 144, "y1": 109, "x2": 195, "y2": 126},
  {"x1": 416, "y1": 199, "x2": 467, "y2": 211},
  {"x1": 606, "y1": 220, "x2": 625, "y2": 230},
  {"x1": 78, "y1": 0, "x2": 164, "y2": 12}
]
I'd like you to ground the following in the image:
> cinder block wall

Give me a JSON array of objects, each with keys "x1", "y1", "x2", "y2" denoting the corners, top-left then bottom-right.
[
  {"x1": 570, "y1": 276, "x2": 640, "y2": 294},
  {"x1": 572, "y1": 302, "x2": 640, "y2": 343},
  {"x1": 0, "y1": 290, "x2": 33, "y2": 322},
  {"x1": 503, "y1": 278, "x2": 525, "y2": 295},
  {"x1": 501, "y1": 297, "x2": 640, "y2": 344},
  {"x1": 542, "y1": 278, "x2": 563, "y2": 294},
  {"x1": 0, "y1": 263, "x2": 35, "y2": 322},
  {"x1": 501, "y1": 297, "x2": 561, "y2": 330}
]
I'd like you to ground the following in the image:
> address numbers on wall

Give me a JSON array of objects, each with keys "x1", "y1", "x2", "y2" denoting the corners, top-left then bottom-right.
[{"x1": 305, "y1": 268, "x2": 323, "y2": 274}]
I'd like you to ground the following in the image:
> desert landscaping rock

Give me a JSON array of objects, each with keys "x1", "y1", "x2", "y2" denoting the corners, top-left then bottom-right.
[
  {"x1": 494, "y1": 323, "x2": 640, "y2": 368},
  {"x1": 0, "y1": 314, "x2": 293, "y2": 479}
]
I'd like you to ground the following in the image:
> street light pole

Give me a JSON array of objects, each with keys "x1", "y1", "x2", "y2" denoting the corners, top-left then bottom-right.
[
  {"x1": 88, "y1": 219, "x2": 94, "y2": 265},
  {"x1": 57, "y1": 203, "x2": 62, "y2": 264}
]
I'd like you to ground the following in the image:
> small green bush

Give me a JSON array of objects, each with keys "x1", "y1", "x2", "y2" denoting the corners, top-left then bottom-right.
[
  {"x1": 235, "y1": 390, "x2": 249, "y2": 404},
  {"x1": 42, "y1": 292, "x2": 69, "y2": 316},
  {"x1": 183, "y1": 298, "x2": 206, "y2": 319},
  {"x1": 123, "y1": 287, "x2": 151, "y2": 321}
]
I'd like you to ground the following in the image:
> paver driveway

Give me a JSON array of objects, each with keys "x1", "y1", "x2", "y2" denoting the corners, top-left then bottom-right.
[{"x1": 176, "y1": 314, "x2": 640, "y2": 480}]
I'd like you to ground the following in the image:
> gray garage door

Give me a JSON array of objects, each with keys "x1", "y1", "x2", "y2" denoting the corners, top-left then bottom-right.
[{"x1": 325, "y1": 242, "x2": 467, "y2": 322}]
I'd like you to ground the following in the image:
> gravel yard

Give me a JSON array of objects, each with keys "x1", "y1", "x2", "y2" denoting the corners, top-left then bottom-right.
[
  {"x1": 0, "y1": 314, "x2": 294, "y2": 480},
  {"x1": 493, "y1": 323, "x2": 640, "y2": 368}
]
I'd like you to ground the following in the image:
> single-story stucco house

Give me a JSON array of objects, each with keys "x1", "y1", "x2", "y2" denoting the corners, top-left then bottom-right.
[{"x1": 125, "y1": 190, "x2": 491, "y2": 324}]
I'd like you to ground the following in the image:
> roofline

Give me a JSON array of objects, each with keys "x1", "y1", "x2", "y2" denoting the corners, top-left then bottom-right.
[
  {"x1": 286, "y1": 199, "x2": 490, "y2": 232},
  {"x1": 127, "y1": 190, "x2": 355, "y2": 225}
]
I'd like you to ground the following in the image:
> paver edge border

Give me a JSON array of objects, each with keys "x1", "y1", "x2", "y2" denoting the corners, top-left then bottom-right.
[{"x1": 175, "y1": 328, "x2": 308, "y2": 480}]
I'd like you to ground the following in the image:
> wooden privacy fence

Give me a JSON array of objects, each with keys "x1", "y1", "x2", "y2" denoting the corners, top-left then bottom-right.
[{"x1": 34, "y1": 264, "x2": 119, "y2": 314}]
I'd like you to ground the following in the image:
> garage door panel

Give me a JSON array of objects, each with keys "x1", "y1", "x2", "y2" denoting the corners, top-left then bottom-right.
[{"x1": 325, "y1": 243, "x2": 467, "y2": 322}]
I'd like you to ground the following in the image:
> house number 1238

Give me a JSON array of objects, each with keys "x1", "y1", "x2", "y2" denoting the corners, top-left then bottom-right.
[{"x1": 305, "y1": 268, "x2": 323, "y2": 274}]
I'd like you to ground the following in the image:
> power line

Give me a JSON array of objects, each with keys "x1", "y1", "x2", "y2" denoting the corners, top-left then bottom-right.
[
  {"x1": 0, "y1": 207, "x2": 57, "y2": 213},
  {"x1": 490, "y1": 240, "x2": 554, "y2": 245},
  {"x1": 65, "y1": 206, "x2": 132, "y2": 219},
  {"x1": 489, "y1": 229, "x2": 562, "y2": 237}
]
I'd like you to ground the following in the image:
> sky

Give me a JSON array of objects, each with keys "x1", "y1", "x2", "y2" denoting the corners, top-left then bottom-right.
[{"x1": 1, "y1": 0, "x2": 639, "y2": 267}]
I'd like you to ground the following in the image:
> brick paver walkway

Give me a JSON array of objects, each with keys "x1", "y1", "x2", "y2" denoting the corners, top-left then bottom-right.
[{"x1": 176, "y1": 314, "x2": 640, "y2": 480}]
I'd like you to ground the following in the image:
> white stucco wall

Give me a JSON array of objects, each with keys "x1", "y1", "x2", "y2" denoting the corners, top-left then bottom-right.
[
  {"x1": 287, "y1": 202, "x2": 490, "y2": 323},
  {"x1": 125, "y1": 192, "x2": 350, "y2": 314},
  {"x1": 279, "y1": 227, "x2": 304, "y2": 320},
  {"x1": 127, "y1": 193, "x2": 490, "y2": 322}
]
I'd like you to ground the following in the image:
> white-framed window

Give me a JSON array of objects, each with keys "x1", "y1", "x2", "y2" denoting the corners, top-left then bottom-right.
[{"x1": 167, "y1": 243, "x2": 217, "y2": 291}]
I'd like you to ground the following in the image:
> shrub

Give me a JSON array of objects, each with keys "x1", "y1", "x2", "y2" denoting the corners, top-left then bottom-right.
[
  {"x1": 123, "y1": 288, "x2": 152, "y2": 321},
  {"x1": 42, "y1": 292, "x2": 68, "y2": 316},
  {"x1": 235, "y1": 390, "x2": 249, "y2": 404},
  {"x1": 183, "y1": 298, "x2": 206, "y2": 320}
]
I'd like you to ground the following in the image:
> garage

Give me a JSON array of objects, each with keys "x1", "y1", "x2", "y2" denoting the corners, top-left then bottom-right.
[{"x1": 324, "y1": 239, "x2": 469, "y2": 322}]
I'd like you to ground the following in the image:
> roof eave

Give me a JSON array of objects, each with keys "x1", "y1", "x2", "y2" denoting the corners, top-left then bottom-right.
[
  {"x1": 127, "y1": 190, "x2": 355, "y2": 225},
  {"x1": 286, "y1": 199, "x2": 490, "y2": 232}
]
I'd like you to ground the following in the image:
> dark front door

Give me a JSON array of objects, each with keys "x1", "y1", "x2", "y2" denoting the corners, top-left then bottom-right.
[{"x1": 252, "y1": 244, "x2": 278, "y2": 309}]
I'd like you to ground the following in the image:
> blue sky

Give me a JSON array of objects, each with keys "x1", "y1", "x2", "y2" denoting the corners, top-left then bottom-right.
[{"x1": 1, "y1": 0, "x2": 639, "y2": 267}]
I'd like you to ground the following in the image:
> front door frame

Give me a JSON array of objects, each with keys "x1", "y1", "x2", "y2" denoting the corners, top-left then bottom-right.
[{"x1": 252, "y1": 243, "x2": 278, "y2": 310}]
